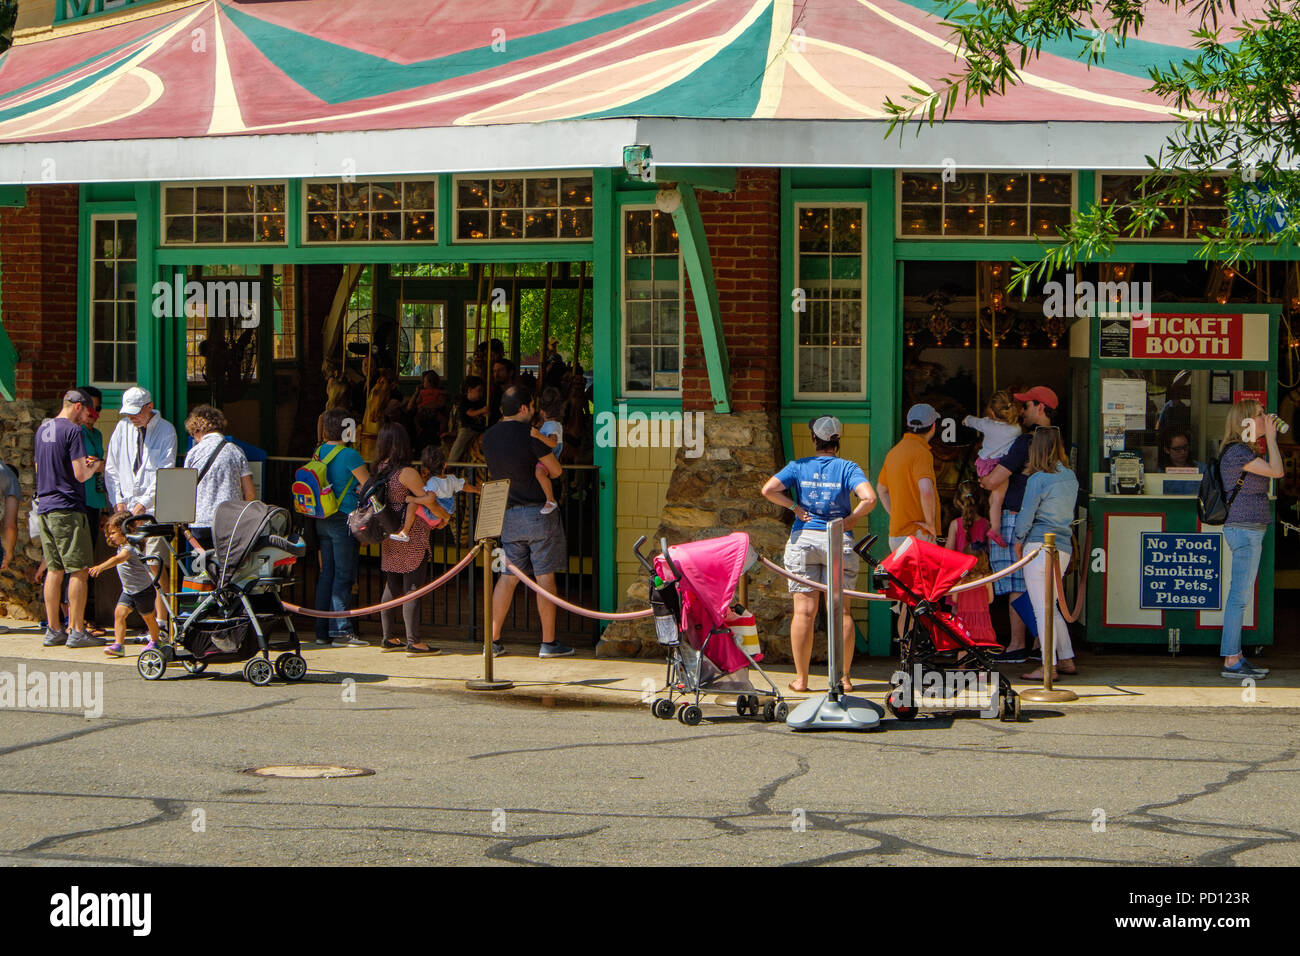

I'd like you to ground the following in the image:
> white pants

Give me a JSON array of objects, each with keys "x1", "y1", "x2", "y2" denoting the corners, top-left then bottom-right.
[{"x1": 1023, "y1": 548, "x2": 1073, "y2": 663}]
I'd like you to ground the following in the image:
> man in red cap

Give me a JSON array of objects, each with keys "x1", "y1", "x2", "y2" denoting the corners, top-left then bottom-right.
[{"x1": 980, "y1": 385, "x2": 1066, "y2": 666}]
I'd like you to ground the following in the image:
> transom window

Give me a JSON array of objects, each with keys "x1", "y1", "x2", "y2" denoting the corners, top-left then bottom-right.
[
  {"x1": 899, "y1": 171, "x2": 1074, "y2": 238},
  {"x1": 1098, "y1": 173, "x2": 1228, "y2": 239},
  {"x1": 88, "y1": 216, "x2": 137, "y2": 386},
  {"x1": 304, "y1": 178, "x2": 437, "y2": 243},
  {"x1": 185, "y1": 265, "x2": 261, "y2": 383},
  {"x1": 622, "y1": 207, "x2": 682, "y2": 395},
  {"x1": 795, "y1": 205, "x2": 866, "y2": 398},
  {"x1": 455, "y1": 174, "x2": 593, "y2": 241},
  {"x1": 162, "y1": 182, "x2": 286, "y2": 245}
]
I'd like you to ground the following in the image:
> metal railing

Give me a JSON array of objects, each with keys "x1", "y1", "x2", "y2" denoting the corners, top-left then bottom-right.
[{"x1": 262, "y1": 457, "x2": 601, "y2": 645}]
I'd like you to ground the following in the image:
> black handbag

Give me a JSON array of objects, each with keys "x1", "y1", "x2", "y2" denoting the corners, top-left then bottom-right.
[{"x1": 1197, "y1": 443, "x2": 1247, "y2": 526}]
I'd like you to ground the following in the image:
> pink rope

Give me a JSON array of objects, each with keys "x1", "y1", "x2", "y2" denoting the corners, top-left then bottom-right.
[
  {"x1": 947, "y1": 546, "x2": 1042, "y2": 593},
  {"x1": 281, "y1": 544, "x2": 482, "y2": 618},
  {"x1": 504, "y1": 561, "x2": 653, "y2": 620},
  {"x1": 756, "y1": 554, "x2": 888, "y2": 601}
]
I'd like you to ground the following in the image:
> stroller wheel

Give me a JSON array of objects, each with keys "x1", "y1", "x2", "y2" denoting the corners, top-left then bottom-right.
[
  {"x1": 137, "y1": 648, "x2": 167, "y2": 681},
  {"x1": 182, "y1": 659, "x2": 208, "y2": 675},
  {"x1": 276, "y1": 653, "x2": 308, "y2": 682},
  {"x1": 999, "y1": 691, "x2": 1022, "y2": 722},
  {"x1": 886, "y1": 688, "x2": 918, "y2": 721},
  {"x1": 735, "y1": 695, "x2": 756, "y2": 717},
  {"x1": 651, "y1": 698, "x2": 675, "y2": 719},
  {"x1": 678, "y1": 704, "x2": 702, "y2": 726},
  {"x1": 773, "y1": 701, "x2": 789, "y2": 721},
  {"x1": 761, "y1": 701, "x2": 776, "y2": 722},
  {"x1": 243, "y1": 657, "x2": 275, "y2": 686}
]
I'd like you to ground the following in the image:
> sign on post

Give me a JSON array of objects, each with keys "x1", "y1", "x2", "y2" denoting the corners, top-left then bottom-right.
[
  {"x1": 474, "y1": 479, "x2": 510, "y2": 542},
  {"x1": 1140, "y1": 533, "x2": 1222, "y2": 610}
]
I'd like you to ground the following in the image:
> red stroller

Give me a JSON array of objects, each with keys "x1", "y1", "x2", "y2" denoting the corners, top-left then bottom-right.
[
  {"x1": 859, "y1": 535, "x2": 1020, "y2": 722},
  {"x1": 634, "y1": 533, "x2": 788, "y2": 726}
]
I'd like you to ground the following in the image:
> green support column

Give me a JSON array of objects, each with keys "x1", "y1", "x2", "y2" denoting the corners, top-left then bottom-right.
[
  {"x1": 670, "y1": 184, "x2": 731, "y2": 414},
  {"x1": 592, "y1": 169, "x2": 618, "y2": 614},
  {"x1": 867, "y1": 169, "x2": 900, "y2": 656}
]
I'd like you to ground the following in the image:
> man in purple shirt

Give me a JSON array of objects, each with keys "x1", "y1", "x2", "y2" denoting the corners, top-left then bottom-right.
[{"x1": 35, "y1": 390, "x2": 104, "y2": 648}]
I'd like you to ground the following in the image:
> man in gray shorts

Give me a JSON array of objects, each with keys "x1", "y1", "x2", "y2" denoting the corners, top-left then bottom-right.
[{"x1": 481, "y1": 385, "x2": 570, "y2": 658}]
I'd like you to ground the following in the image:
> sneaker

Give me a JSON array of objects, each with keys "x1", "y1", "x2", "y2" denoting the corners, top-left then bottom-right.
[
  {"x1": 143, "y1": 640, "x2": 159, "y2": 652},
  {"x1": 492, "y1": 641, "x2": 507, "y2": 657},
  {"x1": 315, "y1": 636, "x2": 332, "y2": 646},
  {"x1": 0, "y1": 624, "x2": 10, "y2": 634},
  {"x1": 42, "y1": 628, "x2": 67, "y2": 647},
  {"x1": 104, "y1": 644, "x2": 125, "y2": 658},
  {"x1": 539, "y1": 641, "x2": 575, "y2": 658},
  {"x1": 1240, "y1": 658, "x2": 1270, "y2": 675},
  {"x1": 388, "y1": 532, "x2": 410, "y2": 543},
  {"x1": 66, "y1": 630, "x2": 109, "y2": 648},
  {"x1": 539, "y1": 501, "x2": 558, "y2": 515},
  {"x1": 332, "y1": 636, "x2": 369, "y2": 648},
  {"x1": 1221, "y1": 660, "x2": 1267, "y2": 679},
  {"x1": 995, "y1": 648, "x2": 1027, "y2": 664}
]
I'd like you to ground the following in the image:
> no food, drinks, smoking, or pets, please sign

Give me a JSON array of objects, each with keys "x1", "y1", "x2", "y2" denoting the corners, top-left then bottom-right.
[{"x1": 1141, "y1": 533, "x2": 1222, "y2": 610}]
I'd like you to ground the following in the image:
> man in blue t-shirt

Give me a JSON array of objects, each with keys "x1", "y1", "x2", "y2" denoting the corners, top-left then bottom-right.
[
  {"x1": 312, "y1": 408, "x2": 370, "y2": 647},
  {"x1": 762, "y1": 416, "x2": 877, "y2": 694},
  {"x1": 34, "y1": 390, "x2": 104, "y2": 648}
]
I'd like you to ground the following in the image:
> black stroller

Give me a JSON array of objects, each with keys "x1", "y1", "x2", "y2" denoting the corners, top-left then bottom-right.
[{"x1": 132, "y1": 500, "x2": 308, "y2": 686}]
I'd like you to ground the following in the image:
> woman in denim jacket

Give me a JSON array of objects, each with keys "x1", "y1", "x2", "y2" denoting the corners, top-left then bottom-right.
[{"x1": 1012, "y1": 427, "x2": 1079, "y2": 681}]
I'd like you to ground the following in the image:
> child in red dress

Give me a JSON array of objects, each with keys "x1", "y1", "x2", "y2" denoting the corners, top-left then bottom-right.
[{"x1": 944, "y1": 480, "x2": 996, "y2": 646}]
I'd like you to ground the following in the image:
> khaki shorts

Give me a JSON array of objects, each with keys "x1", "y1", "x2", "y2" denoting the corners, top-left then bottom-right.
[
  {"x1": 38, "y1": 509, "x2": 92, "y2": 572},
  {"x1": 783, "y1": 528, "x2": 861, "y2": 594}
]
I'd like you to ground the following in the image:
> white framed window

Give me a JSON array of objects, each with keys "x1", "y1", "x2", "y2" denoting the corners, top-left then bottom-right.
[
  {"x1": 455, "y1": 173, "x2": 593, "y2": 241},
  {"x1": 897, "y1": 170, "x2": 1075, "y2": 238},
  {"x1": 399, "y1": 300, "x2": 447, "y2": 378},
  {"x1": 161, "y1": 181, "x2": 287, "y2": 245},
  {"x1": 794, "y1": 203, "x2": 866, "y2": 399},
  {"x1": 1097, "y1": 172, "x2": 1229, "y2": 240},
  {"x1": 88, "y1": 215, "x2": 138, "y2": 387},
  {"x1": 304, "y1": 177, "x2": 437, "y2": 243},
  {"x1": 622, "y1": 206, "x2": 682, "y2": 395}
]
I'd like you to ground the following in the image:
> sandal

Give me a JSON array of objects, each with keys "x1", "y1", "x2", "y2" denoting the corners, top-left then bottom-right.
[
  {"x1": 380, "y1": 638, "x2": 405, "y2": 652},
  {"x1": 406, "y1": 642, "x2": 439, "y2": 655}
]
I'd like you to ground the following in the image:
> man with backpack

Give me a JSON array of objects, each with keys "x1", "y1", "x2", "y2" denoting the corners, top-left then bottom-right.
[{"x1": 295, "y1": 408, "x2": 370, "y2": 647}]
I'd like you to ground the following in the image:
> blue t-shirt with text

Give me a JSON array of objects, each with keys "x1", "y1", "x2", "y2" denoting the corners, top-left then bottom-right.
[{"x1": 774, "y1": 455, "x2": 868, "y2": 533}]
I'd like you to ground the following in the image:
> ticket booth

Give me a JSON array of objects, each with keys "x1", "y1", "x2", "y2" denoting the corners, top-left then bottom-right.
[{"x1": 1072, "y1": 303, "x2": 1280, "y2": 649}]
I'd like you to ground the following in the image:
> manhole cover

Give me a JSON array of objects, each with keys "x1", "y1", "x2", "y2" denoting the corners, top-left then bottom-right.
[{"x1": 242, "y1": 765, "x2": 374, "y2": 779}]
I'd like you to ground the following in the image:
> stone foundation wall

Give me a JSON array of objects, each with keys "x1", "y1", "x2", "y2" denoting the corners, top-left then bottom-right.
[
  {"x1": 599, "y1": 409, "x2": 806, "y2": 662},
  {"x1": 0, "y1": 399, "x2": 52, "y2": 620}
]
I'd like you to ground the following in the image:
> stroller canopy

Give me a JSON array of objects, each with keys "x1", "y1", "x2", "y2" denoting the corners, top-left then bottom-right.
[
  {"x1": 655, "y1": 532, "x2": 754, "y2": 677},
  {"x1": 208, "y1": 500, "x2": 289, "y2": 587},
  {"x1": 880, "y1": 537, "x2": 976, "y2": 603}
]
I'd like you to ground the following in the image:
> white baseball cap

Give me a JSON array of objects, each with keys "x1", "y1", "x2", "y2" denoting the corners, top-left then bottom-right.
[
  {"x1": 809, "y1": 416, "x2": 843, "y2": 442},
  {"x1": 120, "y1": 386, "x2": 152, "y2": 415}
]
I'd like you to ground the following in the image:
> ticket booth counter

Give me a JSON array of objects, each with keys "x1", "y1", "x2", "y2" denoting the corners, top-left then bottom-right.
[{"x1": 1072, "y1": 304, "x2": 1280, "y2": 648}]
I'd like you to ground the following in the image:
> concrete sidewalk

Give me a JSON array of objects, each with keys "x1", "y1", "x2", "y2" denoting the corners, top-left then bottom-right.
[{"x1": 2, "y1": 617, "x2": 1296, "y2": 711}]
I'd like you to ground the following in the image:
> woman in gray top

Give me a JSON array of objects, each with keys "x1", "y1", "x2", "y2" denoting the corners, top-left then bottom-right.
[
  {"x1": 182, "y1": 405, "x2": 255, "y2": 551},
  {"x1": 1217, "y1": 400, "x2": 1283, "y2": 680},
  {"x1": 1012, "y1": 426, "x2": 1079, "y2": 681}
]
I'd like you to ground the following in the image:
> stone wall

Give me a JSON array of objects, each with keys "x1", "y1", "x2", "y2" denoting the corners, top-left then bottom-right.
[
  {"x1": 598, "y1": 409, "x2": 803, "y2": 662},
  {"x1": 0, "y1": 399, "x2": 53, "y2": 620}
]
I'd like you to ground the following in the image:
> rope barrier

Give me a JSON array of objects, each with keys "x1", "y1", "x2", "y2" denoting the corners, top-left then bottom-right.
[
  {"x1": 756, "y1": 553, "x2": 888, "y2": 600},
  {"x1": 947, "y1": 545, "x2": 1042, "y2": 593},
  {"x1": 281, "y1": 544, "x2": 483, "y2": 619},
  {"x1": 503, "y1": 560, "x2": 654, "y2": 620}
]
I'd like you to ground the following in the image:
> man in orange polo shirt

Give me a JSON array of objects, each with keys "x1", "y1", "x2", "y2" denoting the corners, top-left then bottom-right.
[{"x1": 877, "y1": 404, "x2": 939, "y2": 551}]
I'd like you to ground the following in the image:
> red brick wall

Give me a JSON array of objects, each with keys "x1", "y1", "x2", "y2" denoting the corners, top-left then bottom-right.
[
  {"x1": 681, "y1": 168, "x2": 781, "y2": 413},
  {"x1": 1, "y1": 184, "x2": 80, "y2": 404}
]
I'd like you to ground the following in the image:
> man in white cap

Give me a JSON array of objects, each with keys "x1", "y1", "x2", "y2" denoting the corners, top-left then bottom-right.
[
  {"x1": 105, "y1": 386, "x2": 177, "y2": 623},
  {"x1": 762, "y1": 416, "x2": 876, "y2": 694},
  {"x1": 877, "y1": 404, "x2": 940, "y2": 550}
]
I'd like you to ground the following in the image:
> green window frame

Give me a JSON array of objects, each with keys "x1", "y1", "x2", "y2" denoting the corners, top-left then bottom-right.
[
  {"x1": 88, "y1": 214, "x2": 139, "y2": 388},
  {"x1": 1096, "y1": 172, "x2": 1230, "y2": 241},
  {"x1": 160, "y1": 181, "x2": 288, "y2": 246},
  {"x1": 897, "y1": 170, "x2": 1075, "y2": 239},
  {"x1": 454, "y1": 173, "x2": 594, "y2": 242},
  {"x1": 794, "y1": 202, "x2": 867, "y2": 400},
  {"x1": 303, "y1": 177, "x2": 438, "y2": 244},
  {"x1": 621, "y1": 205, "x2": 683, "y2": 397}
]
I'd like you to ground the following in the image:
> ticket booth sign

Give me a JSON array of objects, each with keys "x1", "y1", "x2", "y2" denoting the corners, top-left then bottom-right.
[
  {"x1": 1140, "y1": 533, "x2": 1222, "y2": 610},
  {"x1": 1130, "y1": 313, "x2": 1243, "y2": 359}
]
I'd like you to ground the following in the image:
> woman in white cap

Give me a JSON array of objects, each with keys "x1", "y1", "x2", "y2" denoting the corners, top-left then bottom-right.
[{"x1": 762, "y1": 417, "x2": 876, "y2": 694}]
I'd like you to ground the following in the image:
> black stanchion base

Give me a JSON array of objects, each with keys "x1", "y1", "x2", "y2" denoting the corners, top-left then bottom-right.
[{"x1": 466, "y1": 679, "x2": 514, "y2": 691}]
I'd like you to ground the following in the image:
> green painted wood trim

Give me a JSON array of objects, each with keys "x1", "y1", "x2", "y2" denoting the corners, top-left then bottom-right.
[
  {"x1": 0, "y1": 324, "x2": 15, "y2": 400},
  {"x1": 789, "y1": 187, "x2": 871, "y2": 203},
  {"x1": 287, "y1": 179, "x2": 303, "y2": 247},
  {"x1": 672, "y1": 184, "x2": 730, "y2": 413},
  {"x1": 866, "y1": 168, "x2": 900, "y2": 656},
  {"x1": 779, "y1": 169, "x2": 794, "y2": 416},
  {"x1": 0, "y1": 185, "x2": 26, "y2": 207},
  {"x1": 154, "y1": 242, "x2": 592, "y2": 266},
  {"x1": 592, "y1": 169, "x2": 618, "y2": 616},
  {"x1": 894, "y1": 238, "x2": 1299, "y2": 263},
  {"x1": 656, "y1": 166, "x2": 736, "y2": 193},
  {"x1": 438, "y1": 175, "x2": 454, "y2": 249}
]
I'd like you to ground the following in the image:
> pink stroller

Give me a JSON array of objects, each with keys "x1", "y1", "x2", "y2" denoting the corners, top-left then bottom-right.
[{"x1": 634, "y1": 533, "x2": 788, "y2": 726}]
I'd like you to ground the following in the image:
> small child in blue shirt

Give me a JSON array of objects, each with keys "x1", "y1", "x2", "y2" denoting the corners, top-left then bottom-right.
[{"x1": 389, "y1": 446, "x2": 479, "y2": 542}]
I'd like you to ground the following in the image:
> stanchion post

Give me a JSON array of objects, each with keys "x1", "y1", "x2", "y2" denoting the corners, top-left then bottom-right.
[
  {"x1": 467, "y1": 538, "x2": 513, "y2": 692},
  {"x1": 1019, "y1": 532, "x2": 1077, "y2": 704}
]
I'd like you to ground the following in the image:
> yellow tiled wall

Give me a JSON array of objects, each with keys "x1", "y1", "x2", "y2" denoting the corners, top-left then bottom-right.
[{"x1": 615, "y1": 444, "x2": 678, "y2": 600}]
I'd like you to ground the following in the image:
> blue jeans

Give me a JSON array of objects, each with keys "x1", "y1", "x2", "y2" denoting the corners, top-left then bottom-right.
[
  {"x1": 315, "y1": 513, "x2": 359, "y2": 640},
  {"x1": 1220, "y1": 525, "x2": 1265, "y2": 658}
]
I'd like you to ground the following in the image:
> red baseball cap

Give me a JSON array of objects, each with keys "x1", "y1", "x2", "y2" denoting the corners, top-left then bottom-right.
[{"x1": 1014, "y1": 385, "x2": 1059, "y2": 409}]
